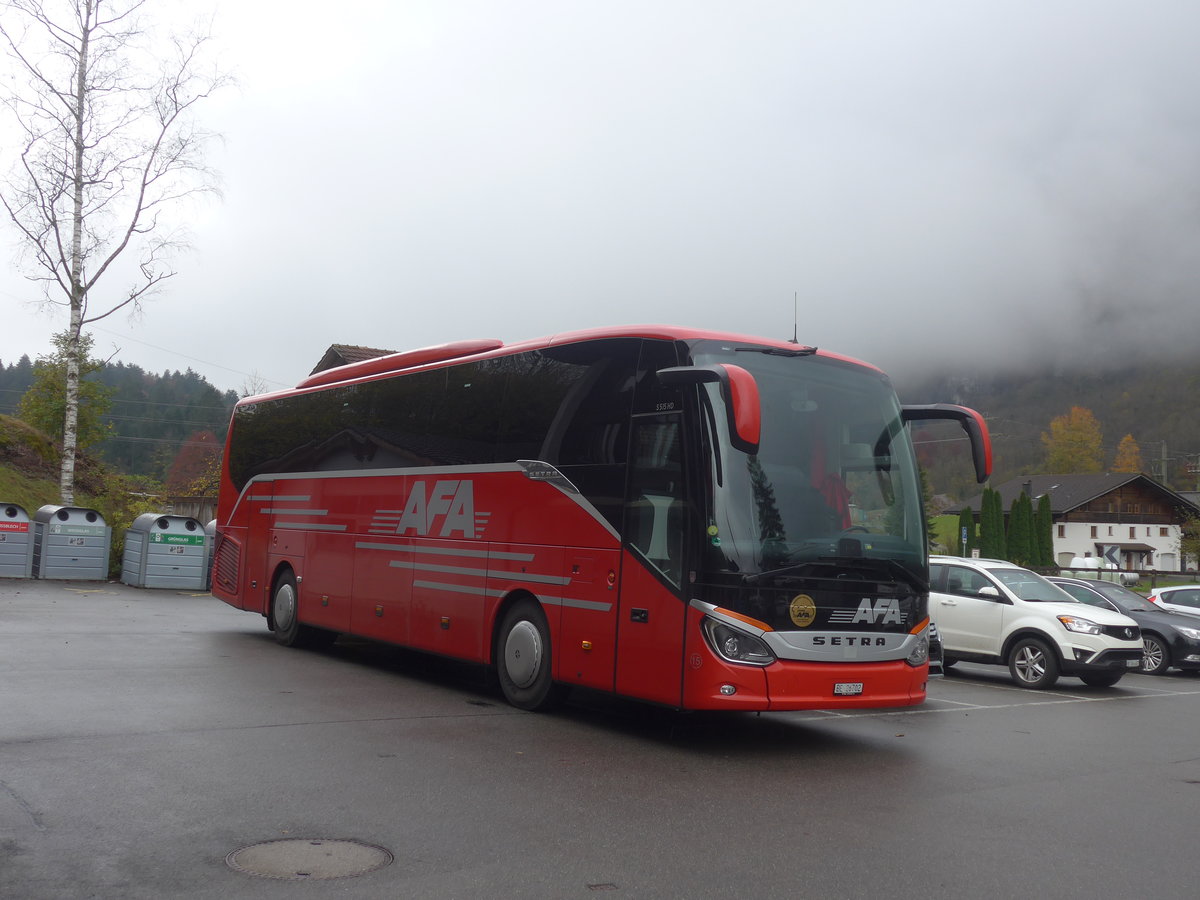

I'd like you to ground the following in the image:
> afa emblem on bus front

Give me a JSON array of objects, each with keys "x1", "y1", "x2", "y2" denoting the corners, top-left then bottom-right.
[{"x1": 789, "y1": 594, "x2": 817, "y2": 628}]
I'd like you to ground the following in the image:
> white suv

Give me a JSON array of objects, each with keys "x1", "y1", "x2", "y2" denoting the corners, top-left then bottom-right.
[{"x1": 929, "y1": 556, "x2": 1143, "y2": 689}]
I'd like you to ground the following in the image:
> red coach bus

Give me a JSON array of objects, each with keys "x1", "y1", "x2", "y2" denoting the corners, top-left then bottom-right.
[{"x1": 211, "y1": 326, "x2": 990, "y2": 711}]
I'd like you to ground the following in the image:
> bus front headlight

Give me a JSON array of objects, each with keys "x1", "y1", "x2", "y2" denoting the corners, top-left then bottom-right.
[
  {"x1": 906, "y1": 632, "x2": 930, "y2": 667},
  {"x1": 702, "y1": 618, "x2": 776, "y2": 667}
]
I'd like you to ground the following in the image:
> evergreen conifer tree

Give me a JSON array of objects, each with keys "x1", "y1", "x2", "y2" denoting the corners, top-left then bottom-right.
[
  {"x1": 978, "y1": 489, "x2": 999, "y2": 558},
  {"x1": 957, "y1": 506, "x2": 976, "y2": 557},
  {"x1": 1035, "y1": 495, "x2": 1054, "y2": 567},
  {"x1": 1007, "y1": 494, "x2": 1035, "y2": 566},
  {"x1": 991, "y1": 490, "x2": 1008, "y2": 560}
]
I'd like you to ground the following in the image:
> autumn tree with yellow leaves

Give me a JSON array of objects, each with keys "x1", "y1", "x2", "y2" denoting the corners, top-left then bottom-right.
[{"x1": 1042, "y1": 407, "x2": 1104, "y2": 473}]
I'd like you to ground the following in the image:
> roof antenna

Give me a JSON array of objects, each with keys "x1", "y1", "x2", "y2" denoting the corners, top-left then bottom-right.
[{"x1": 789, "y1": 291, "x2": 799, "y2": 344}]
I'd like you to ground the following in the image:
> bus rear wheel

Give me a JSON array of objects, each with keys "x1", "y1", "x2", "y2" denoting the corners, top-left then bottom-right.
[
  {"x1": 270, "y1": 570, "x2": 334, "y2": 648},
  {"x1": 496, "y1": 599, "x2": 567, "y2": 711}
]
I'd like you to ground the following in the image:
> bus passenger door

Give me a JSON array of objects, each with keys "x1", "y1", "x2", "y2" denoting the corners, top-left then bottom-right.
[{"x1": 615, "y1": 416, "x2": 688, "y2": 706}]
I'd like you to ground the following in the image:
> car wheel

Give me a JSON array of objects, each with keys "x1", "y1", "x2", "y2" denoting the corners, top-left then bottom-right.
[
  {"x1": 941, "y1": 655, "x2": 958, "y2": 669},
  {"x1": 1139, "y1": 634, "x2": 1171, "y2": 676},
  {"x1": 495, "y1": 599, "x2": 568, "y2": 711},
  {"x1": 1007, "y1": 637, "x2": 1059, "y2": 689},
  {"x1": 1079, "y1": 671, "x2": 1124, "y2": 687}
]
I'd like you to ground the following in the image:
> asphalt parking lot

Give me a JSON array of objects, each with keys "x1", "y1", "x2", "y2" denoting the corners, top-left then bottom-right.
[{"x1": 3, "y1": 580, "x2": 1200, "y2": 899}]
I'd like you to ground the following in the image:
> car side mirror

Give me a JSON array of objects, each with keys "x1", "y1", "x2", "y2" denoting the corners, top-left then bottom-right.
[{"x1": 977, "y1": 586, "x2": 1000, "y2": 598}]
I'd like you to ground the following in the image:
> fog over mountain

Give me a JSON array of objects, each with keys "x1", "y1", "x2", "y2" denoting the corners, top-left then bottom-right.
[{"x1": 1, "y1": 1, "x2": 1198, "y2": 393}]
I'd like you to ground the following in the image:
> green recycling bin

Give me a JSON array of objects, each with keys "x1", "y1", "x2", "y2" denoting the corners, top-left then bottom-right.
[{"x1": 121, "y1": 514, "x2": 207, "y2": 589}]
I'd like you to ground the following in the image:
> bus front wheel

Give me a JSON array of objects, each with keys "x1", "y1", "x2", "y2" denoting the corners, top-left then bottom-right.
[{"x1": 496, "y1": 600, "x2": 567, "y2": 711}]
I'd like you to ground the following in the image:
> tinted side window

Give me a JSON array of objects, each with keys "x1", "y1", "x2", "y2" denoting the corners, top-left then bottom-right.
[
  {"x1": 495, "y1": 351, "x2": 592, "y2": 462},
  {"x1": 929, "y1": 563, "x2": 947, "y2": 591},
  {"x1": 1169, "y1": 589, "x2": 1200, "y2": 609},
  {"x1": 426, "y1": 360, "x2": 505, "y2": 465},
  {"x1": 945, "y1": 565, "x2": 995, "y2": 598},
  {"x1": 543, "y1": 338, "x2": 641, "y2": 531},
  {"x1": 1057, "y1": 584, "x2": 1114, "y2": 611},
  {"x1": 626, "y1": 417, "x2": 684, "y2": 586},
  {"x1": 551, "y1": 339, "x2": 640, "y2": 466},
  {"x1": 229, "y1": 385, "x2": 362, "y2": 489},
  {"x1": 632, "y1": 340, "x2": 683, "y2": 415},
  {"x1": 365, "y1": 368, "x2": 446, "y2": 466}
]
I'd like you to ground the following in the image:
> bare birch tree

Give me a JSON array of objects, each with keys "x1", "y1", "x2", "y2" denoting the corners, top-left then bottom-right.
[{"x1": 0, "y1": 0, "x2": 227, "y2": 502}]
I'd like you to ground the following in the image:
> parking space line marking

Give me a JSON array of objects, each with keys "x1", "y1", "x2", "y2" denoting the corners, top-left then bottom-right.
[
  {"x1": 784, "y1": 684, "x2": 1200, "y2": 722},
  {"x1": 929, "y1": 698, "x2": 987, "y2": 708}
]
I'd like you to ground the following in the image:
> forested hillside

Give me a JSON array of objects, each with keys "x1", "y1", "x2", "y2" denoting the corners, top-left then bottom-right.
[
  {"x1": 0, "y1": 355, "x2": 238, "y2": 483},
  {"x1": 3, "y1": 350, "x2": 1197, "y2": 505},
  {"x1": 898, "y1": 363, "x2": 1200, "y2": 502}
]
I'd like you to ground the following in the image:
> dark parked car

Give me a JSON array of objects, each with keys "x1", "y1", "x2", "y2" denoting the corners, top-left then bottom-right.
[{"x1": 1047, "y1": 576, "x2": 1200, "y2": 675}]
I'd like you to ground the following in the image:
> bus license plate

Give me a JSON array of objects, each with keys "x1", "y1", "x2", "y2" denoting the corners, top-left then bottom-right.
[{"x1": 834, "y1": 682, "x2": 864, "y2": 696}]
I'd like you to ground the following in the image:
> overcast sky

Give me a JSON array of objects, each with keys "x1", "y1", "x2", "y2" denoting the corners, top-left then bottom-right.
[{"x1": 2, "y1": 0, "x2": 1199, "y2": 396}]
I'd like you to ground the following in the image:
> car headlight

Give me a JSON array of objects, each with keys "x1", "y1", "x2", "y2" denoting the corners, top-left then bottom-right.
[
  {"x1": 1057, "y1": 615, "x2": 1103, "y2": 635},
  {"x1": 906, "y1": 631, "x2": 930, "y2": 667},
  {"x1": 701, "y1": 618, "x2": 776, "y2": 666},
  {"x1": 1176, "y1": 625, "x2": 1200, "y2": 641}
]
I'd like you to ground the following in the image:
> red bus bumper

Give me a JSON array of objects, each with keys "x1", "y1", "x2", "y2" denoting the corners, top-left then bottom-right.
[{"x1": 682, "y1": 655, "x2": 928, "y2": 711}]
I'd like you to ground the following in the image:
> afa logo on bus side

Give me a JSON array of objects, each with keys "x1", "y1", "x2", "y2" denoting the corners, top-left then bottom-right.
[{"x1": 394, "y1": 479, "x2": 478, "y2": 538}]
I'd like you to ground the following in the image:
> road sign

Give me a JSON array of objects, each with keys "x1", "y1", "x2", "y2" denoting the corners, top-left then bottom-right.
[{"x1": 1102, "y1": 544, "x2": 1121, "y2": 566}]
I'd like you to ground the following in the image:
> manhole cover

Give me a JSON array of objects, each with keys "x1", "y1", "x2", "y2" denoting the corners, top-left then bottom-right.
[{"x1": 226, "y1": 838, "x2": 393, "y2": 880}]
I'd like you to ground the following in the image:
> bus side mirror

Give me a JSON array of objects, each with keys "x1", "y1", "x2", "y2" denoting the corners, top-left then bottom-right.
[
  {"x1": 901, "y1": 403, "x2": 993, "y2": 484},
  {"x1": 658, "y1": 364, "x2": 761, "y2": 454}
]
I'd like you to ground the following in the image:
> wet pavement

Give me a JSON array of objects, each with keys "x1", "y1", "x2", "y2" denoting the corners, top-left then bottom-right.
[{"x1": 3, "y1": 579, "x2": 1199, "y2": 899}]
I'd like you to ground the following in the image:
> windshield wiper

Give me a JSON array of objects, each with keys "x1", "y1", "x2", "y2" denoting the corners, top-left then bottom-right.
[
  {"x1": 734, "y1": 346, "x2": 817, "y2": 357},
  {"x1": 744, "y1": 556, "x2": 928, "y2": 594}
]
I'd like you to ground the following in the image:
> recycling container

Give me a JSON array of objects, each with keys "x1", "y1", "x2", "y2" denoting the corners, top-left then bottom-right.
[
  {"x1": 121, "y1": 513, "x2": 208, "y2": 589},
  {"x1": 33, "y1": 505, "x2": 111, "y2": 580},
  {"x1": 0, "y1": 503, "x2": 34, "y2": 578}
]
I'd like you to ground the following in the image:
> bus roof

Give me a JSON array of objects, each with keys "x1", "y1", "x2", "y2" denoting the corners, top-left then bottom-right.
[{"x1": 245, "y1": 324, "x2": 878, "y2": 407}]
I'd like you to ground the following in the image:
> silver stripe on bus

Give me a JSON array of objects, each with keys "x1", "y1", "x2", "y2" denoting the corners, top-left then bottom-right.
[
  {"x1": 391, "y1": 561, "x2": 489, "y2": 578},
  {"x1": 538, "y1": 596, "x2": 613, "y2": 613},
  {"x1": 273, "y1": 522, "x2": 348, "y2": 531},
  {"x1": 389, "y1": 560, "x2": 571, "y2": 586},
  {"x1": 413, "y1": 580, "x2": 495, "y2": 596},
  {"x1": 355, "y1": 542, "x2": 536, "y2": 562},
  {"x1": 408, "y1": 581, "x2": 608, "y2": 613},
  {"x1": 485, "y1": 568, "x2": 572, "y2": 585}
]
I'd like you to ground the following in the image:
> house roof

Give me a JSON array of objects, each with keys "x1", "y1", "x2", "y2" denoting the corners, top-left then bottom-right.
[
  {"x1": 309, "y1": 344, "x2": 396, "y2": 375},
  {"x1": 964, "y1": 473, "x2": 1200, "y2": 516}
]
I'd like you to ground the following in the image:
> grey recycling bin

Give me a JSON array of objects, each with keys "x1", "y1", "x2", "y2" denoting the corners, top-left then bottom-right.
[
  {"x1": 204, "y1": 519, "x2": 217, "y2": 591},
  {"x1": 33, "y1": 505, "x2": 111, "y2": 580},
  {"x1": 0, "y1": 503, "x2": 35, "y2": 578},
  {"x1": 122, "y1": 513, "x2": 207, "y2": 589}
]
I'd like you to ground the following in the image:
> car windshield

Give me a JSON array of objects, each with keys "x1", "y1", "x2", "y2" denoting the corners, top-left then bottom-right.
[
  {"x1": 1087, "y1": 581, "x2": 1160, "y2": 612},
  {"x1": 988, "y1": 568, "x2": 1075, "y2": 602}
]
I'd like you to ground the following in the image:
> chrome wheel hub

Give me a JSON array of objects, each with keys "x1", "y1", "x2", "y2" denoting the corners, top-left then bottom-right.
[{"x1": 504, "y1": 620, "x2": 542, "y2": 688}]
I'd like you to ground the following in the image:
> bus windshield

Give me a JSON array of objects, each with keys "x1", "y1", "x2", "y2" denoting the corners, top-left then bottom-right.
[{"x1": 691, "y1": 342, "x2": 925, "y2": 585}]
